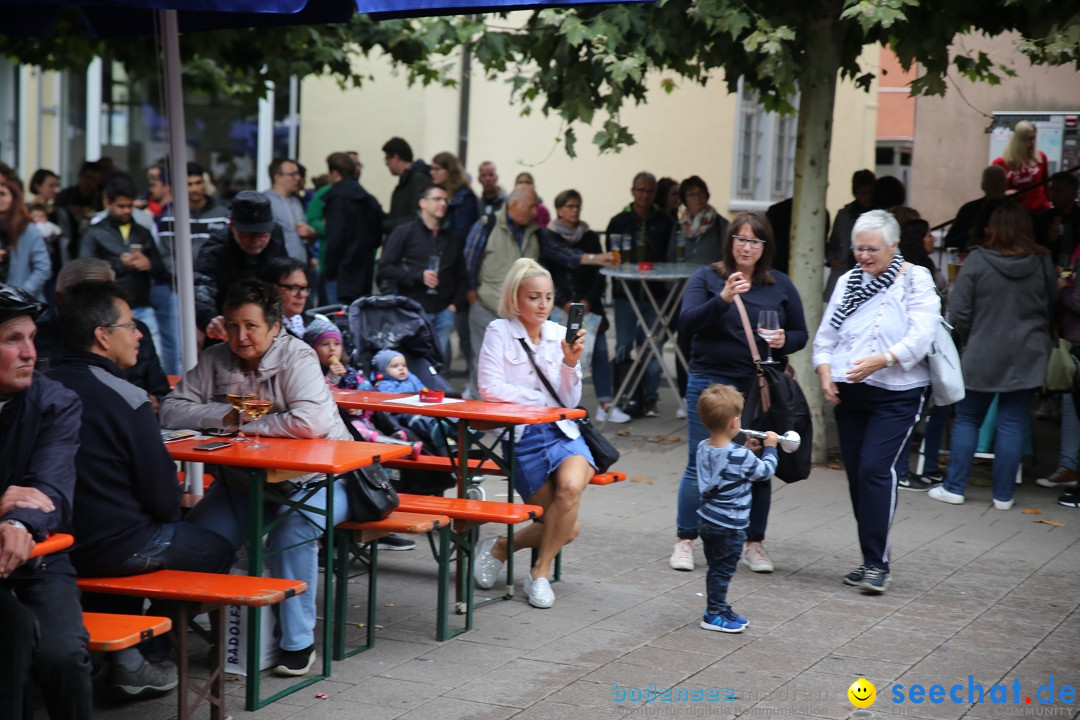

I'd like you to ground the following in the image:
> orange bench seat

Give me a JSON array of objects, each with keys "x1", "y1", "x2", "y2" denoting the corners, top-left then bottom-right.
[{"x1": 84, "y1": 612, "x2": 172, "y2": 652}]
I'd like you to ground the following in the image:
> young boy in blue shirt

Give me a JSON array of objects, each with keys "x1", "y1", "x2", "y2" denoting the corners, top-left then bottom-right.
[{"x1": 696, "y1": 384, "x2": 779, "y2": 633}]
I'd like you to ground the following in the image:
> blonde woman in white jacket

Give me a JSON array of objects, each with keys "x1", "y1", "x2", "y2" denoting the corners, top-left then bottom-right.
[{"x1": 472, "y1": 258, "x2": 595, "y2": 609}]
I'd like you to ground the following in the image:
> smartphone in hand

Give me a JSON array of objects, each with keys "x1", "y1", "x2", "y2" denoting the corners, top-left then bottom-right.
[{"x1": 565, "y1": 303, "x2": 586, "y2": 344}]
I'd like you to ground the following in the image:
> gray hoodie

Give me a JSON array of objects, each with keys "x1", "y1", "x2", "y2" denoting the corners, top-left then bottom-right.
[{"x1": 949, "y1": 247, "x2": 1057, "y2": 393}]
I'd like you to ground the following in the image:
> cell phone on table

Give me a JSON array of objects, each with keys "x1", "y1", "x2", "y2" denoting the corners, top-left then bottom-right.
[
  {"x1": 565, "y1": 302, "x2": 586, "y2": 344},
  {"x1": 193, "y1": 441, "x2": 231, "y2": 451}
]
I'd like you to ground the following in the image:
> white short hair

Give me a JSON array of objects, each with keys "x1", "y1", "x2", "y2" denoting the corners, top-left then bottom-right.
[{"x1": 851, "y1": 209, "x2": 900, "y2": 248}]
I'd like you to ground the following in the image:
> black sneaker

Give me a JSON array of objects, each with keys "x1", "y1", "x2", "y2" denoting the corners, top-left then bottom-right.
[
  {"x1": 842, "y1": 565, "x2": 867, "y2": 586},
  {"x1": 273, "y1": 645, "x2": 316, "y2": 677},
  {"x1": 644, "y1": 401, "x2": 659, "y2": 418},
  {"x1": 898, "y1": 472, "x2": 935, "y2": 492},
  {"x1": 921, "y1": 470, "x2": 944, "y2": 485},
  {"x1": 859, "y1": 567, "x2": 890, "y2": 594},
  {"x1": 377, "y1": 533, "x2": 416, "y2": 551},
  {"x1": 1058, "y1": 489, "x2": 1080, "y2": 508}
]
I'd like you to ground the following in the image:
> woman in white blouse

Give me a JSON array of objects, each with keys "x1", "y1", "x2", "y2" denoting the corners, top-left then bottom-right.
[
  {"x1": 812, "y1": 210, "x2": 940, "y2": 595},
  {"x1": 473, "y1": 258, "x2": 594, "y2": 608}
]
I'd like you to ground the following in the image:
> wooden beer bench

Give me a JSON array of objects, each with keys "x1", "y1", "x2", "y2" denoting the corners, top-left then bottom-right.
[
  {"x1": 77, "y1": 570, "x2": 306, "y2": 720},
  {"x1": 83, "y1": 612, "x2": 172, "y2": 652}
]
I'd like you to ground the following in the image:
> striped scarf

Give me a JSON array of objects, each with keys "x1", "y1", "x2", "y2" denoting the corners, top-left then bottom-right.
[{"x1": 829, "y1": 251, "x2": 904, "y2": 329}]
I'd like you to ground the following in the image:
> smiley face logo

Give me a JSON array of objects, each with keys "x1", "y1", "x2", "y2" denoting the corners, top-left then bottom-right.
[{"x1": 848, "y1": 678, "x2": 876, "y2": 708}]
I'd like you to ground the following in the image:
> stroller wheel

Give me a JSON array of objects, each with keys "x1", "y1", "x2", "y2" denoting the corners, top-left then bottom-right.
[{"x1": 465, "y1": 483, "x2": 486, "y2": 501}]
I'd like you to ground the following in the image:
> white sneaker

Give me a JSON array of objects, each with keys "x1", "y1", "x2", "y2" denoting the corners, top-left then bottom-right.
[
  {"x1": 524, "y1": 574, "x2": 554, "y2": 608},
  {"x1": 473, "y1": 537, "x2": 503, "y2": 589},
  {"x1": 595, "y1": 405, "x2": 631, "y2": 424},
  {"x1": 676, "y1": 399, "x2": 687, "y2": 419},
  {"x1": 741, "y1": 542, "x2": 774, "y2": 573},
  {"x1": 993, "y1": 498, "x2": 1014, "y2": 511},
  {"x1": 669, "y1": 538, "x2": 695, "y2": 571},
  {"x1": 928, "y1": 485, "x2": 965, "y2": 505}
]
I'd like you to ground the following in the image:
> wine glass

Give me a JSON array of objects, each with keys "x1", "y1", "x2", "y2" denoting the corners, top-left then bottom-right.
[
  {"x1": 426, "y1": 254, "x2": 441, "y2": 295},
  {"x1": 757, "y1": 310, "x2": 780, "y2": 365},
  {"x1": 242, "y1": 376, "x2": 272, "y2": 450},
  {"x1": 227, "y1": 372, "x2": 253, "y2": 441}
]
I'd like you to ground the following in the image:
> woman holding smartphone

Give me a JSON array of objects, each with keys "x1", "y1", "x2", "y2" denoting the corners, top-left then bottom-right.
[{"x1": 472, "y1": 258, "x2": 594, "y2": 609}]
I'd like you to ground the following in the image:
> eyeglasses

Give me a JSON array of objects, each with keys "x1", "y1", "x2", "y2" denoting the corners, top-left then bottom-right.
[
  {"x1": 103, "y1": 321, "x2": 139, "y2": 334},
  {"x1": 278, "y1": 171, "x2": 301, "y2": 178},
  {"x1": 684, "y1": 191, "x2": 706, "y2": 199},
  {"x1": 277, "y1": 284, "x2": 311, "y2": 297},
  {"x1": 422, "y1": 196, "x2": 449, "y2": 203},
  {"x1": 562, "y1": 204, "x2": 581, "y2": 210},
  {"x1": 631, "y1": 187, "x2": 656, "y2": 195},
  {"x1": 852, "y1": 246, "x2": 885, "y2": 255},
  {"x1": 732, "y1": 235, "x2": 765, "y2": 248}
]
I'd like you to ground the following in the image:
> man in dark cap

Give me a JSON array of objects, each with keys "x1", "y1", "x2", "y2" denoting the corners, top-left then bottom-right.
[
  {"x1": 193, "y1": 190, "x2": 288, "y2": 340},
  {"x1": 0, "y1": 284, "x2": 93, "y2": 719}
]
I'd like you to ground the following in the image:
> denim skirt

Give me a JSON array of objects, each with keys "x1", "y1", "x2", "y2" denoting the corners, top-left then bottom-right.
[{"x1": 506, "y1": 423, "x2": 595, "y2": 502}]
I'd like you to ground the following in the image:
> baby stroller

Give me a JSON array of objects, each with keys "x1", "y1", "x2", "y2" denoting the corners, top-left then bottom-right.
[
  {"x1": 347, "y1": 295, "x2": 454, "y2": 393},
  {"x1": 348, "y1": 295, "x2": 476, "y2": 496}
]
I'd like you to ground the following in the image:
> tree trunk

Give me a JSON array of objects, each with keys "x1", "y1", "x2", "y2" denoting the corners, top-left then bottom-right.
[{"x1": 788, "y1": 15, "x2": 845, "y2": 464}]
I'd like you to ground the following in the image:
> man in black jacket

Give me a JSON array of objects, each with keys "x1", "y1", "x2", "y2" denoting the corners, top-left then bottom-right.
[
  {"x1": 49, "y1": 281, "x2": 234, "y2": 697},
  {"x1": 377, "y1": 183, "x2": 466, "y2": 357},
  {"x1": 194, "y1": 190, "x2": 288, "y2": 339},
  {"x1": 78, "y1": 174, "x2": 164, "y2": 349},
  {"x1": 36, "y1": 258, "x2": 171, "y2": 408},
  {"x1": 323, "y1": 152, "x2": 384, "y2": 304},
  {"x1": 0, "y1": 284, "x2": 92, "y2": 720}
]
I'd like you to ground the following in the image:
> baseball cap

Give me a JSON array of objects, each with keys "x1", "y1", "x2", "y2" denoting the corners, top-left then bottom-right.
[
  {"x1": 0, "y1": 284, "x2": 46, "y2": 325},
  {"x1": 231, "y1": 190, "x2": 275, "y2": 234}
]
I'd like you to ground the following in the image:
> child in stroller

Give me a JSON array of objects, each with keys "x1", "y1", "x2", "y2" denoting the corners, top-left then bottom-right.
[
  {"x1": 371, "y1": 348, "x2": 443, "y2": 448},
  {"x1": 304, "y1": 316, "x2": 422, "y2": 459}
]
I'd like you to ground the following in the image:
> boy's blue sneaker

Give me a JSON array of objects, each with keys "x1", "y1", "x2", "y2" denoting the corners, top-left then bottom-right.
[
  {"x1": 700, "y1": 612, "x2": 745, "y2": 633},
  {"x1": 723, "y1": 609, "x2": 749, "y2": 628}
]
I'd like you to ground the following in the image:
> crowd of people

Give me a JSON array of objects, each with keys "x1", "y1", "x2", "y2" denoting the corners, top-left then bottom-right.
[{"x1": 1, "y1": 125, "x2": 1078, "y2": 716}]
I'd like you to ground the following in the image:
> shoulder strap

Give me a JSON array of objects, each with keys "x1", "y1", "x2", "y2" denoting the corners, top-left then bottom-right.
[
  {"x1": 517, "y1": 337, "x2": 566, "y2": 407},
  {"x1": 732, "y1": 295, "x2": 771, "y2": 413}
]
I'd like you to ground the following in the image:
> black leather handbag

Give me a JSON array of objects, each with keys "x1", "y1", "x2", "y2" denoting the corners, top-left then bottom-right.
[
  {"x1": 343, "y1": 463, "x2": 399, "y2": 522},
  {"x1": 517, "y1": 338, "x2": 620, "y2": 474}
]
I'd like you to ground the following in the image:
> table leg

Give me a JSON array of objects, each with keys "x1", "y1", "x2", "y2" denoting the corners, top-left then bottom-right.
[
  {"x1": 638, "y1": 277, "x2": 691, "y2": 409},
  {"x1": 245, "y1": 469, "x2": 265, "y2": 712}
]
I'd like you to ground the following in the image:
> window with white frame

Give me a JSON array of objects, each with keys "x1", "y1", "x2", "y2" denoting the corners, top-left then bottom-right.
[{"x1": 731, "y1": 79, "x2": 799, "y2": 210}]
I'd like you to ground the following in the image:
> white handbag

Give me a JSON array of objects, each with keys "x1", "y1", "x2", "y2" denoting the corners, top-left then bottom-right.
[{"x1": 926, "y1": 317, "x2": 965, "y2": 406}]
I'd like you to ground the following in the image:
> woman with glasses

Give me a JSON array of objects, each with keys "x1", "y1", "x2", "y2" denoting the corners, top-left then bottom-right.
[
  {"x1": 261, "y1": 257, "x2": 311, "y2": 337},
  {"x1": 813, "y1": 210, "x2": 940, "y2": 594},
  {"x1": 670, "y1": 211, "x2": 807, "y2": 576}
]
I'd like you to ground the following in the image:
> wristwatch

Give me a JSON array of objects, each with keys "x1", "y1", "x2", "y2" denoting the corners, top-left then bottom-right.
[
  {"x1": 884, "y1": 352, "x2": 896, "y2": 368},
  {"x1": 2, "y1": 519, "x2": 27, "y2": 531}
]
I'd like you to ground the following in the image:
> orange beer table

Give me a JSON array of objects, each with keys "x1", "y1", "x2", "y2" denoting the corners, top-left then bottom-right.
[
  {"x1": 331, "y1": 390, "x2": 585, "y2": 608},
  {"x1": 166, "y1": 436, "x2": 412, "y2": 711}
]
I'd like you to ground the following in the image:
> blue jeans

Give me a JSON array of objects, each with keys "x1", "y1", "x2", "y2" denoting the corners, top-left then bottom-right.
[
  {"x1": 99, "y1": 521, "x2": 235, "y2": 577},
  {"x1": 676, "y1": 373, "x2": 770, "y2": 541},
  {"x1": 614, "y1": 296, "x2": 662, "y2": 404},
  {"x1": 425, "y1": 307, "x2": 456, "y2": 367},
  {"x1": 185, "y1": 477, "x2": 350, "y2": 652},
  {"x1": 1061, "y1": 393, "x2": 1080, "y2": 471},
  {"x1": 0, "y1": 576, "x2": 92, "y2": 720},
  {"x1": 150, "y1": 283, "x2": 181, "y2": 375},
  {"x1": 943, "y1": 388, "x2": 1036, "y2": 502},
  {"x1": 592, "y1": 330, "x2": 614, "y2": 404},
  {"x1": 698, "y1": 521, "x2": 746, "y2": 616}
]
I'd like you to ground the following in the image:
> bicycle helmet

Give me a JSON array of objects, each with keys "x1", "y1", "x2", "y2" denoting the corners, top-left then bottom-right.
[{"x1": 0, "y1": 284, "x2": 46, "y2": 325}]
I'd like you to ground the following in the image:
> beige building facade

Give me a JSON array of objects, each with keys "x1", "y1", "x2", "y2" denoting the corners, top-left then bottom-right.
[{"x1": 299, "y1": 47, "x2": 881, "y2": 236}]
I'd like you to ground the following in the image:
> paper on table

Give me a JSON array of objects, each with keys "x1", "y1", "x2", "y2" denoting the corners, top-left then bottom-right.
[{"x1": 384, "y1": 395, "x2": 465, "y2": 406}]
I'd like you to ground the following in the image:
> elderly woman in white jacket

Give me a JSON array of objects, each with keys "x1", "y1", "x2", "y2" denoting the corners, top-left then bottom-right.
[
  {"x1": 813, "y1": 210, "x2": 940, "y2": 595},
  {"x1": 160, "y1": 278, "x2": 351, "y2": 678},
  {"x1": 472, "y1": 258, "x2": 595, "y2": 609}
]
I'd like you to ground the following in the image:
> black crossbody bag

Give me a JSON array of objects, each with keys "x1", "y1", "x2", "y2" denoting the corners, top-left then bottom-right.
[{"x1": 516, "y1": 337, "x2": 620, "y2": 473}]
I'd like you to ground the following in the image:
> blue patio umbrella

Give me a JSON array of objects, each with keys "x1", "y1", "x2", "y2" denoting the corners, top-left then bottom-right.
[{"x1": 3, "y1": 0, "x2": 652, "y2": 374}]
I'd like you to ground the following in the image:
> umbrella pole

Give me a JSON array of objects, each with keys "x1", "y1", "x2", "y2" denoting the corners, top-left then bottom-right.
[{"x1": 161, "y1": 8, "x2": 203, "y2": 496}]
